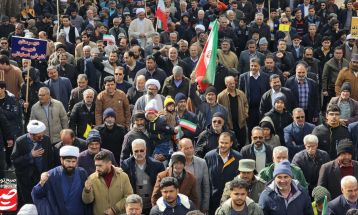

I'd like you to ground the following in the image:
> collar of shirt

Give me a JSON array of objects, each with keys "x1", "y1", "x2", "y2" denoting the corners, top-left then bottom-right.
[
  {"x1": 337, "y1": 159, "x2": 354, "y2": 168},
  {"x1": 250, "y1": 71, "x2": 260, "y2": 79},
  {"x1": 219, "y1": 151, "x2": 230, "y2": 163},
  {"x1": 296, "y1": 77, "x2": 307, "y2": 84}
]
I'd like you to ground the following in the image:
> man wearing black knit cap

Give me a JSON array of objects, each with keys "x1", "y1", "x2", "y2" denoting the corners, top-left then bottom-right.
[
  {"x1": 96, "y1": 107, "x2": 127, "y2": 164},
  {"x1": 120, "y1": 111, "x2": 151, "y2": 163},
  {"x1": 318, "y1": 139, "x2": 358, "y2": 199},
  {"x1": 189, "y1": 84, "x2": 228, "y2": 131},
  {"x1": 151, "y1": 151, "x2": 199, "y2": 208},
  {"x1": 196, "y1": 112, "x2": 239, "y2": 158}
]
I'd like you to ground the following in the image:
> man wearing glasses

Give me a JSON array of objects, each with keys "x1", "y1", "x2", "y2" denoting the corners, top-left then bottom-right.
[
  {"x1": 240, "y1": 126, "x2": 273, "y2": 172},
  {"x1": 121, "y1": 139, "x2": 165, "y2": 215},
  {"x1": 284, "y1": 108, "x2": 315, "y2": 159},
  {"x1": 114, "y1": 66, "x2": 132, "y2": 94}
]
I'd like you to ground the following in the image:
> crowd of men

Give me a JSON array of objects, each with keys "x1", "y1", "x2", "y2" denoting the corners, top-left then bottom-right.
[{"x1": 2, "y1": 0, "x2": 358, "y2": 214}]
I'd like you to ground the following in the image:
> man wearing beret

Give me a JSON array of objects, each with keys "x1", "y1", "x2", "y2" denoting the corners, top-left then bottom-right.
[
  {"x1": 11, "y1": 120, "x2": 54, "y2": 207},
  {"x1": 32, "y1": 145, "x2": 89, "y2": 215},
  {"x1": 259, "y1": 160, "x2": 313, "y2": 215},
  {"x1": 318, "y1": 139, "x2": 358, "y2": 199}
]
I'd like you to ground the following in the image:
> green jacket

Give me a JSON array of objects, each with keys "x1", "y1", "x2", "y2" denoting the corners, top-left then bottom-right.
[
  {"x1": 216, "y1": 197, "x2": 263, "y2": 215},
  {"x1": 258, "y1": 163, "x2": 308, "y2": 189},
  {"x1": 221, "y1": 175, "x2": 266, "y2": 203}
]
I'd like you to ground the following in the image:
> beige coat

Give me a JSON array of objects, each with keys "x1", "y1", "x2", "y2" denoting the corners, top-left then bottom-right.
[
  {"x1": 1, "y1": 65, "x2": 23, "y2": 98},
  {"x1": 30, "y1": 98, "x2": 68, "y2": 143},
  {"x1": 75, "y1": 41, "x2": 97, "y2": 60},
  {"x1": 95, "y1": 89, "x2": 131, "y2": 128},
  {"x1": 335, "y1": 67, "x2": 358, "y2": 101},
  {"x1": 217, "y1": 88, "x2": 249, "y2": 129},
  {"x1": 82, "y1": 166, "x2": 133, "y2": 215}
]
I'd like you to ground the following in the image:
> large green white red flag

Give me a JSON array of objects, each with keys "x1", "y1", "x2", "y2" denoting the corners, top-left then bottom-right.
[
  {"x1": 194, "y1": 20, "x2": 219, "y2": 88},
  {"x1": 156, "y1": 0, "x2": 167, "y2": 31}
]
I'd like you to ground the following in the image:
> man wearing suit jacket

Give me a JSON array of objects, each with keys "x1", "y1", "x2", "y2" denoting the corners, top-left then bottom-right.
[
  {"x1": 328, "y1": 175, "x2": 358, "y2": 215},
  {"x1": 318, "y1": 139, "x2": 358, "y2": 199},
  {"x1": 260, "y1": 74, "x2": 297, "y2": 116},
  {"x1": 179, "y1": 138, "x2": 210, "y2": 213},
  {"x1": 284, "y1": 108, "x2": 316, "y2": 159},
  {"x1": 44, "y1": 66, "x2": 72, "y2": 112},
  {"x1": 238, "y1": 39, "x2": 265, "y2": 74},
  {"x1": 239, "y1": 58, "x2": 270, "y2": 133},
  {"x1": 285, "y1": 61, "x2": 320, "y2": 124}
]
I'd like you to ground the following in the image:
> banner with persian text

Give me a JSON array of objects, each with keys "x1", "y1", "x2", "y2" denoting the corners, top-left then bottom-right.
[{"x1": 11, "y1": 36, "x2": 47, "y2": 60}]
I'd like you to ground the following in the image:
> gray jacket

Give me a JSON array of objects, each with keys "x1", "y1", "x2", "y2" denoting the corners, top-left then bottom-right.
[
  {"x1": 216, "y1": 197, "x2": 263, "y2": 215},
  {"x1": 30, "y1": 98, "x2": 68, "y2": 143},
  {"x1": 189, "y1": 156, "x2": 210, "y2": 211}
]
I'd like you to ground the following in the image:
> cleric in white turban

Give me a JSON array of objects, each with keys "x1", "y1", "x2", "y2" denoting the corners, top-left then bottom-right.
[
  {"x1": 133, "y1": 79, "x2": 165, "y2": 112},
  {"x1": 27, "y1": 120, "x2": 46, "y2": 134},
  {"x1": 60, "y1": 145, "x2": 80, "y2": 158}
]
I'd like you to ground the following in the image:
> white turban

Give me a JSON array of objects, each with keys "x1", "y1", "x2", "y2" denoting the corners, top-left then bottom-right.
[
  {"x1": 27, "y1": 120, "x2": 46, "y2": 134},
  {"x1": 60, "y1": 145, "x2": 79, "y2": 158},
  {"x1": 195, "y1": 24, "x2": 205, "y2": 32},
  {"x1": 136, "y1": 8, "x2": 145, "y2": 15},
  {"x1": 145, "y1": 79, "x2": 161, "y2": 90}
]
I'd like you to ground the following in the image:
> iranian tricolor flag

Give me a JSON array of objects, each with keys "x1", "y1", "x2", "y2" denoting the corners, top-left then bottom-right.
[
  {"x1": 179, "y1": 119, "x2": 197, "y2": 133},
  {"x1": 194, "y1": 20, "x2": 219, "y2": 89},
  {"x1": 156, "y1": 0, "x2": 167, "y2": 31}
]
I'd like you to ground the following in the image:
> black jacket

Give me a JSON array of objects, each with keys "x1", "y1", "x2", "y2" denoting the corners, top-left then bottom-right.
[
  {"x1": 69, "y1": 101, "x2": 95, "y2": 139},
  {"x1": 96, "y1": 124, "x2": 127, "y2": 164},
  {"x1": 312, "y1": 123, "x2": 350, "y2": 160},
  {"x1": 153, "y1": 51, "x2": 191, "y2": 78},
  {"x1": 0, "y1": 92, "x2": 23, "y2": 137},
  {"x1": 53, "y1": 138, "x2": 87, "y2": 166},
  {"x1": 120, "y1": 129, "x2": 151, "y2": 163},
  {"x1": 121, "y1": 156, "x2": 165, "y2": 193},
  {"x1": 264, "y1": 109, "x2": 293, "y2": 144},
  {"x1": 56, "y1": 63, "x2": 79, "y2": 88},
  {"x1": 259, "y1": 87, "x2": 297, "y2": 117},
  {"x1": 240, "y1": 143, "x2": 273, "y2": 166},
  {"x1": 195, "y1": 125, "x2": 238, "y2": 158}
]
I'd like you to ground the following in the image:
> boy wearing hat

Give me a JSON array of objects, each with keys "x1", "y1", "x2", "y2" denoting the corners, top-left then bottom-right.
[
  {"x1": 11, "y1": 120, "x2": 54, "y2": 206},
  {"x1": 160, "y1": 96, "x2": 179, "y2": 129},
  {"x1": 145, "y1": 99, "x2": 178, "y2": 163},
  {"x1": 32, "y1": 146, "x2": 89, "y2": 215},
  {"x1": 259, "y1": 160, "x2": 313, "y2": 215}
]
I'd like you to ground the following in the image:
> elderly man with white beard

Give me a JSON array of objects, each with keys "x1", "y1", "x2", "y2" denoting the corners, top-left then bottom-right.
[
  {"x1": 128, "y1": 8, "x2": 156, "y2": 48},
  {"x1": 120, "y1": 111, "x2": 151, "y2": 163},
  {"x1": 133, "y1": 79, "x2": 165, "y2": 112},
  {"x1": 121, "y1": 139, "x2": 165, "y2": 215}
]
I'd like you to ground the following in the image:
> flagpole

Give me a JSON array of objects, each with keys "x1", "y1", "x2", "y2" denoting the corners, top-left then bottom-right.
[
  {"x1": 144, "y1": 0, "x2": 147, "y2": 17},
  {"x1": 56, "y1": 0, "x2": 60, "y2": 37}
]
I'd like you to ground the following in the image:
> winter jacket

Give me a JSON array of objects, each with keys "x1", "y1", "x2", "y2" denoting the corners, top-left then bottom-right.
[
  {"x1": 44, "y1": 77, "x2": 73, "y2": 112},
  {"x1": 335, "y1": 67, "x2": 358, "y2": 101},
  {"x1": 0, "y1": 92, "x2": 23, "y2": 137},
  {"x1": 258, "y1": 163, "x2": 308, "y2": 189},
  {"x1": 264, "y1": 109, "x2": 293, "y2": 144},
  {"x1": 120, "y1": 129, "x2": 151, "y2": 163},
  {"x1": 96, "y1": 124, "x2": 127, "y2": 164},
  {"x1": 196, "y1": 125, "x2": 239, "y2": 158},
  {"x1": 259, "y1": 116, "x2": 281, "y2": 148},
  {"x1": 205, "y1": 149, "x2": 242, "y2": 213},
  {"x1": 217, "y1": 88, "x2": 249, "y2": 130},
  {"x1": 292, "y1": 149, "x2": 330, "y2": 193},
  {"x1": 216, "y1": 197, "x2": 263, "y2": 215},
  {"x1": 30, "y1": 99, "x2": 69, "y2": 143},
  {"x1": 328, "y1": 96, "x2": 358, "y2": 124},
  {"x1": 322, "y1": 58, "x2": 349, "y2": 93},
  {"x1": 147, "y1": 115, "x2": 175, "y2": 147},
  {"x1": 240, "y1": 143, "x2": 273, "y2": 169},
  {"x1": 151, "y1": 168, "x2": 199, "y2": 208},
  {"x1": 82, "y1": 166, "x2": 133, "y2": 215},
  {"x1": 69, "y1": 101, "x2": 95, "y2": 139},
  {"x1": 221, "y1": 175, "x2": 266, "y2": 203},
  {"x1": 68, "y1": 86, "x2": 97, "y2": 112},
  {"x1": 95, "y1": 89, "x2": 131, "y2": 128},
  {"x1": 312, "y1": 123, "x2": 350, "y2": 160},
  {"x1": 149, "y1": 194, "x2": 196, "y2": 215},
  {"x1": 77, "y1": 149, "x2": 118, "y2": 175},
  {"x1": 259, "y1": 180, "x2": 314, "y2": 215},
  {"x1": 259, "y1": 88, "x2": 297, "y2": 117},
  {"x1": 161, "y1": 75, "x2": 190, "y2": 99},
  {"x1": 328, "y1": 195, "x2": 355, "y2": 215}
]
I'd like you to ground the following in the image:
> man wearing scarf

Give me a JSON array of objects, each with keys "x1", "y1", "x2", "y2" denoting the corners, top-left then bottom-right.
[{"x1": 31, "y1": 145, "x2": 90, "y2": 215}]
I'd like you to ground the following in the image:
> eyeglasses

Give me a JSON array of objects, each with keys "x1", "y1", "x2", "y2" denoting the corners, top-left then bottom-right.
[
  {"x1": 212, "y1": 120, "x2": 222, "y2": 124},
  {"x1": 252, "y1": 136, "x2": 264, "y2": 140},
  {"x1": 134, "y1": 149, "x2": 145, "y2": 153},
  {"x1": 114, "y1": 73, "x2": 123, "y2": 76},
  {"x1": 295, "y1": 116, "x2": 305, "y2": 119}
]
